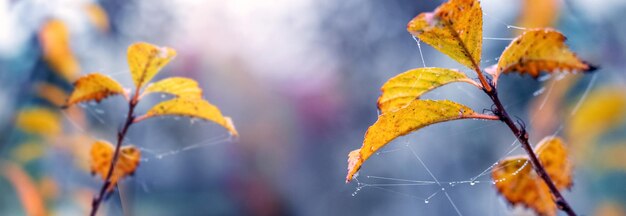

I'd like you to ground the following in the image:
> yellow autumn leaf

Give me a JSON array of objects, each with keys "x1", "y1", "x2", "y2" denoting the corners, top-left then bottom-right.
[
  {"x1": 37, "y1": 82, "x2": 69, "y2": 107},
  {"x1": 139, "y1": 98, "x2": 238, "y2": 136},
  {"x1": 90, "y1": 140, "x2": 141, "y2": 193},
  {"x1": 346, "y1": 100, "x2": 493, "y2": 182},
  {"x1": 494, "y1": 29, "x2": 593, "y2": 79},
  {"x1": 16, "y1": 108, "x2": 61, "y2": 136},
  {"x1": 594, "y1": 201, "x2": 626, "y2": 216},
  {"x1": 38, "y1": 19, "x2": 80, "y2": 82},
  {"x1": 492, "y1": 136, "x2": 572, "y2": 216},
  {"x1": 407, "y1": 0, "x2": 482, "y2": 70},
  {"x1": 142, "y1": 77, "x2": 202, "y2": 99},
  {"x1": 127, "y1": 42, "x2": 177, "y2": 89},
  {"x1": 566, "y1": 87, "x2": 626, "y2": 160},
  {"x1": 67, "y1": 73, "x2": 125, "y2": 106},
  {"x1": 377, "y1": 67, "x2": 477, "y2": 113}
]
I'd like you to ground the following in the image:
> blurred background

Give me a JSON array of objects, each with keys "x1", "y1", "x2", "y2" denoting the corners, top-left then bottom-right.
[{"x1": 1, "y1": 0, "x2": 626, "y2": 215}]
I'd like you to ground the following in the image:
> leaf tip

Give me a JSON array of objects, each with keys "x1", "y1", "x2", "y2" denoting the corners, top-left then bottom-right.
[{"x1": 346, "y1": 149, "x2": 362, "y2": 183}]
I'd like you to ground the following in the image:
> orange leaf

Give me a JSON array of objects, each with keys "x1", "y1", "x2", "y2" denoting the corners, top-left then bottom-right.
[
  {"x1": 407, "y1": 0, "x2": 482, "y2": 70},
  {"x1": 347, "y1": 100, "x2": 489, "y2": 182},
  {"x1": 517, "y1": 0, "x2": 561, "y2": 30},
  {"x1": 2, "y1": 162, "x2": 46, "y2": 216},
  {"x1": 377, "y1": 67, "x2": 477, "y2": 113},
  {"x1": 492, "y1": 136, "x2": 572, "y2": 216},
  {"x1": 84, "y1": 3, "x2": 110, "y2": 32},
  {"x1": 494, "y1": 29, "x2": 594, "y2": 78},
  {"x1": 67, "y1": 73, "x2": 125, "y2": 106},
  {"x1": 90, "y1": 140, "x2": 141, "y2": 193},
  {"x1": 127, "y1": 42, "x2": 177, "y2": 89},
  {"x1": 38, "y1": 19, "x2": 80, "y2": 81},
  {"x1": 138, "y1": 98, "x2": 238, "y2": 137}
]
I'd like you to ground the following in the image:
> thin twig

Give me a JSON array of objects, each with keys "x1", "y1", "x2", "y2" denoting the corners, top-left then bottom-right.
[
  {"x1": 484, "y1": 82, "x2": 577, "y2": 216},
  {"x1": 89, "y1": 90, "x2": 140, "y2": 216}
]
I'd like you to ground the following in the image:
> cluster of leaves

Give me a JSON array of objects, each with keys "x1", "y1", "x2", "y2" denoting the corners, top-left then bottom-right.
[
  {"x1": 65, "y1": 42, "x2": 238, "y2": 196},
  {"x1": 345, "y1": 0, "x2": 594, "y2": 215}
]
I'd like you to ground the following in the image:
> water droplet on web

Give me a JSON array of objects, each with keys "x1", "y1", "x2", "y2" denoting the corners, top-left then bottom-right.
[
  {"x1": 156, "y1": 155, "x2": 163, "y2": 159},
  {"x1": 470, "y1": 181, "x2": 478, "y2": 186},
  {"x1": 88, "y1": 101, "x2": 97, "y2": 106},
  {"x1": 174, "y1": 117, "x2": 181, "y2": 121},
  {"x1": 161, "y1": 94, "x2": 166, "y2": 98},
  {"x1": 533, "y1": 87, "x2": 546, "y2": 96},
  {"x1": 424, "y1": 200, "x2": 429, "y2": 204},
  {"x1": 94, "y1": 109, "x2": 105, "y2": 114},
  {"x1": 441, "y1": 188, "x2": 445, "y2": 191}
]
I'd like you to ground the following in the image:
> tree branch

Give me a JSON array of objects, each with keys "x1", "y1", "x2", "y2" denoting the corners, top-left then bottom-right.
[
  {"x1": 89, "y1": 90, "x2": 140, "y2": 216},
  {"x1": 485, "y1": 83, "x2": 577, "y2": 216}
]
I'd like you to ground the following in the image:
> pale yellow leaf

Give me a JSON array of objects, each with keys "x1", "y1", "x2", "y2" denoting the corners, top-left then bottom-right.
[
  {"x1": 378, "y1": 67, "x2": 476, "y2": 113},
  {"x1": 67, "y1": 73, "x2": 125, "y2": 106},
  {"x1": 16, "y1": 108, "x2": 61, "y2": 137},
  {"x1": 407, "y1": 0, "x2": 482, "y2": 69},
  {"x1": 347, "y1": 100, "x2": 487, "y2": 182},
  {"x1": 90, "y1": 141, "x2": 141, "y2": 192},
  {"x1": 142, "y1": 77, "x2": 202, "y2": 99},
  {"x1": 495, "y1": 29, "x2": 593, "y2": 78},
  {"x1": 140, "y1": 98, "x2": 238, "y2": 136},
  {"x1": 492, "y1": 136, "x2": 572, "y2": 216},
  {"x1": 127, "y1": 42, "x2": 176, "y2": 88}
]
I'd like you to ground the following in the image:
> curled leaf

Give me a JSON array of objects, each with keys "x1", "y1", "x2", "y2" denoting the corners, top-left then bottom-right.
[
  {"x1": 16, "y1": 108, "x2": 61, "y2": 137},
  {"x1": 142, "y1": 77, "x2": 202, "y2": 99},
  {"x1": 347, "y1": 100, "x2": 487, "y2": 182},
  {"x1": 407, "y1": 0, "x2": 482, "y2": 69},
  {"x1": 495, "y1": 29, "x2": 594, "y2": 78},
  {"x1": 139, "y1": 98, "x2": 238, "y2": 136},
  {"x1": 67, "y1": 73, "x2": 125, "y2": 106},
  {"x1": 90, "y1": 141, "x2": 141, "y2": 192},
  {"x1": 492, "y1": 136, "x2": 572, "y2": 216},
  {"x1": 127, "y1": 42, "x2": 176, "y2": 89},
  {"x1": 38, "y1": 19, "x2": 80, "y2": 81},
  {"x1": 377, "y1": 67, "x2": 477, "y2": 113}
]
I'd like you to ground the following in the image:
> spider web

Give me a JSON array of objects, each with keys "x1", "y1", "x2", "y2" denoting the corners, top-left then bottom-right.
[{"x1": 347, "y1": 8, "x2": 597, "y2": 216}]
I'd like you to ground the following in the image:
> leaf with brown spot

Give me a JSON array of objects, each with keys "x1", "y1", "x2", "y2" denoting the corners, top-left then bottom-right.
[
  {"x1": 347, "y1": 100, "x2": 489, "y2": 182},
  {"x1": 377, "y1": 67, "x2": 477, "y2": 113},
  {"x1": 90, "y1": 141, "x2": 141, "y2": 193},
  {"x1": 139, "y1": 98, "x2": 238, "y2": 136},
  {"x1": 407, "y1": 0, "x2": 483, "y2": 70},
  {"x1": 142, "y1": 77, "x2": 202, "y2": 99},
  {"x1": 492, "y1": 136, "x2": 572, "y2": 216},
  {"x1": 494, "y1": 29, "x2": 593, "y2": 79},
  {"x1": 127, "y1": 42, "x2": 177, "y2": 89},
  {"x1": 38, "y1": 19, "x2": 80, "y2": 81},
  {"x1": 67, "y1": 73, "x2": 125, "y2": 106}
]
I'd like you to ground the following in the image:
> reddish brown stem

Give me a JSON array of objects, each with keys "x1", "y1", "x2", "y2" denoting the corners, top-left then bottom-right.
[
  {"x1": 485, "y1": 83, "x2": 576, "y2": 216},
  {"x1": 89, "y1": 92, "x2": 139, "y2": 216}
]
